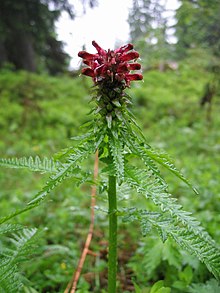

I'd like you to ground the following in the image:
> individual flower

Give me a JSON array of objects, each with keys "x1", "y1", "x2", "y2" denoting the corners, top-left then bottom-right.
[{"x1": 78, "y1": 41, "x2": 143, "y2": 88}]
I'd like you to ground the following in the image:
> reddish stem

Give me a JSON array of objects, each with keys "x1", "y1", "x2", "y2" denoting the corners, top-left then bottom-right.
[{"x1": 64, "y1": 151, "x2": 99, "y2": 293}]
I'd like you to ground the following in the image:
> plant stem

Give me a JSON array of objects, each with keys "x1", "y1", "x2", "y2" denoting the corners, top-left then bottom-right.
[{"x1": 108, "y1": 175, "x2": 117, "y2": 293}]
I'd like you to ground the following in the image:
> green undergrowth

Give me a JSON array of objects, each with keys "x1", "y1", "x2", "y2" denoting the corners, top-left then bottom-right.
[{"x1": 0, "y1": 61, "x2": 220, "y2": 292}]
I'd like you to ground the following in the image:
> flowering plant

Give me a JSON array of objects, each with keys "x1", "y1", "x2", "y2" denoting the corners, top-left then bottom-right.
[{"x1": 0, "y1": 41, "x2": 220, "y2": 293}]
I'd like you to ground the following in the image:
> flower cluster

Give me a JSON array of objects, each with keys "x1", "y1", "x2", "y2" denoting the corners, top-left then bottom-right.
[{"x1": 78, "y1": 41, "x2": 143, "y2": 88}]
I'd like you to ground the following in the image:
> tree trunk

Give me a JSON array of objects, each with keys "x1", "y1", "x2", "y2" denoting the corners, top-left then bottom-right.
[
  {"x1": 10, "y1": 32, "x2": 36, "y2": 72},
  {"x1": 0, "y1": 40, "x2": 8, "y2": 67}
]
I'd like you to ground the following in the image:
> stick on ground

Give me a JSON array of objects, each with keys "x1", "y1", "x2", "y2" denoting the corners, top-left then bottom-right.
[{"x1": 64, "y1": 151, "x2": 99, "y2": 293}]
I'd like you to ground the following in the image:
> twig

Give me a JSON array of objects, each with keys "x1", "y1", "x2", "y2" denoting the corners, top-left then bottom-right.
[{"x1": 64, "y1": 150, "x2": 99, "y2": 293}]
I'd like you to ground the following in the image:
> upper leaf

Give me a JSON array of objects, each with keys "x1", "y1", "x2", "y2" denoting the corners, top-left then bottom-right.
[{"x1": 109, "y1": 132, "x2": 124, "y2": 182}]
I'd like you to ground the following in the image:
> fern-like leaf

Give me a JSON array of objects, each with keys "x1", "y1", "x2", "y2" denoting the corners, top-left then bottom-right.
[
  {"x1": 189, "y1": 279, "x2": 220, "y2": 293},
  {"x1": 0, "y1": 156, "x2": 61, "y2": 173},
  {"x1": 109, "y1": 133, "x2": 124, "y2": 182},
  {"x1": 124, "y1": 165, "x2": 220, "y2": 279},
  {"x1": 0, "y1": 143, "x2": 94, "y2": 224},
  {"x1": 168, "y1": 227, "x2": 220, "y2": 280},
  {"x1": 0, "y1": 228, "x2": 39, "y2": 292},
  {"x1": 123, "y1": 206, "x2": 220, "y2": 279},
  {"x1": 122, "y1": 132, "x2": 164, "y2": 183},
  {"x1": 0, "y1": 224, "x2": 23, "y2": 235},
  {"x1": 143, "y1": 148, "x2": 198, "y2": 194},
  {"x1": 123, "y1": 129, "x2": 197, "y2": 194}
]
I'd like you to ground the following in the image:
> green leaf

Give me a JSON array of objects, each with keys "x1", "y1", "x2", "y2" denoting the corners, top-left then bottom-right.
[
  {"x1": 178, "y1": 266, "x2": 193, "y2": 284},
  {"x1": 125, "y1": 165, "x2": 220, "y2": 280},
  {"x1": 189, "y1": 279, "x2": 220, "y2": 293},
  {"x1": 122, "y1": 127, "x2": 197, "y2": 194},
  {"x1": 123, "y1": 134, "x2": 164, "y2": 184},
  {"x1": 156, "y1": 288, "x2": 171, "y2": 293},
  {"x1": 143, "y1": 148, "x2": 198, "y2": 194},
  {"x1": 150, "y1": 281, "x2": 171, "y2": 293},
  {"x1": 133, "y1": 282, "x2": 143, "y2": 293},
  {"x1": 70, "y1": 132, "x2": 93, "y2": 141},
  {"x1": 0, "y1": 224, "x2": 23, "y2": 235},
  {"x1": 0, "y1": 156, "x2": 60, "y2": 173},
  {"x1": 0, "y1": 143, "x2": 93, "y2": 224},
  {"x1": 0, "y1": 228, "x2": 39, "y2": 292},
  {"x1": 109, "y1": 133, "x2": 124, "y2": 182},
  {"x1": 106, "y1": 113, "x2": 112, "y2": 128},
  {"x1": 112, "y1": 99, "x2": 121, "y2": 107}
]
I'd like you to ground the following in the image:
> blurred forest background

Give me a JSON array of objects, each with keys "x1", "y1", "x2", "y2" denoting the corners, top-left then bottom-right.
[{"x1": 0, "y1": 0, "x2": 220, "y2": 292}]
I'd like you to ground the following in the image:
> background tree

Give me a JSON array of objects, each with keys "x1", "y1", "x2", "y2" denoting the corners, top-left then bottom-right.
[
  {"x1": 0, "y1": 0, "x2": 97, "y2": 74},
  {"x1": 129, "y1": 0, "x2": 153, "y2": 43},
  {"x1": 175, "y1": 0, "x2": 220, "y2": 116},
  {"x1": 175, "y1": 0, "x2": 220, "y2": 58},
  {"x1": 128, "y1": 0, "x2": 173, "y2": 70}
]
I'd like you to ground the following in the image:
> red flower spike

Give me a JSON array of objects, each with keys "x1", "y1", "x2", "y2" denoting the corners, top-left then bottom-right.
[
  {"x1": 81, "y1": 68, "x2": 95, "y2": 77},
  {"x1": 92, "y1": 40, "x2": 106, "y2": 55},
  {"x1": 83, "y1": 60, "x2": 92, "y2": 66},
  {"x1": 120, "y1": 51, "x2": 139, "y2": 62},
  {"x1": 128, "y1": 63, "x2": 141, "y2": 70},
  {"x1": 78, "y1": 51, "x2": 97, "y2": 60},
  {"x1": 117, "y1": 63, "x2": 129, "y2": 73},
  {"x1": 78, "y1": 41, "x2": 143, "y2": 87},
  {"x1": 126, "y1": 74, "x2": 143, "y2": 81},
  {"x1": 115, "y1": 43, "x2": 133, "y2": 53},
  {"x1": 111, "y1": 57, "x2": 116, "y2": 65}
]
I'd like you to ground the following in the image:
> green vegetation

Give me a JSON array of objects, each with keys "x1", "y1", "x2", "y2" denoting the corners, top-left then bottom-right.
[
  {"x1": 0, "y1": 53, "x2": 220, "y2": 292},
  {"x1": 1, "y1": 1, "x2": 220, "y2": 291}
]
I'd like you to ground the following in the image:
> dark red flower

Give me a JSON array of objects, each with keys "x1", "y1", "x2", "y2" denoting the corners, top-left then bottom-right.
[
  {"x1": 119, "y1": 51, "x2": 140, "y2": 62},
  {"x1": 81, "y1": 68, "x2": 94, "y2": 77},
  {"x1": 78, "y1": 41, "x2": 143, "y2": 87}
]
